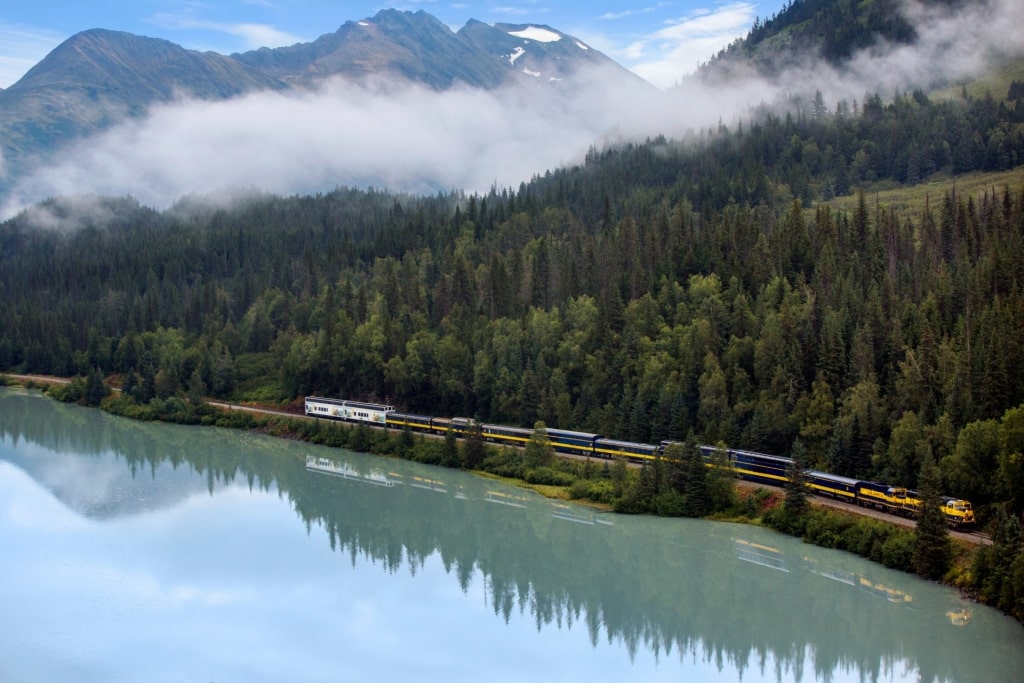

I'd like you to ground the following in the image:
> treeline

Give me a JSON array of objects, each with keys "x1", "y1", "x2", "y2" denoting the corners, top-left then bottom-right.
[{"x1": 1, "y1": 88, "x2": 1023, "y2": 528}]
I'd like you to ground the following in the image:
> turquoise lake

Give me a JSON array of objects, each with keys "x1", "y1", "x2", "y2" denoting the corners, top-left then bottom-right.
[{"x1": 2, "y1": 387, "x2": 1022, "y2": 682}]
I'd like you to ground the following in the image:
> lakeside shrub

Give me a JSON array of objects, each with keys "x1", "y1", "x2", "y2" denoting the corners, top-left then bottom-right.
[
  {"x1": 48, "y1": 377, "x2": 86, "y2": 403},
  {"x1": 766, "y1": 506, "x2": 917, "y2": 573},
  {"x1": 651, "y1": 490, "x2": 688, "y2": 517},
  {"x1": 410, "y1": 439, "x2": 445, "y2": 466},
  {"x1": 482, "y1": 448, "x2": 525, "y2": 479},
  {"x1": 524, "y1": 467, "x2": 577, "y2": 487},
  {"x1": 879, "y1": 532, "x2": 915, "y2": 570},
  {"x1": 567, "y1": 479, "x2": 616, "y2": 504}
]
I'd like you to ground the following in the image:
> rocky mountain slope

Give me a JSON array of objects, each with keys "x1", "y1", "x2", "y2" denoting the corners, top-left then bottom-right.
[{"x1": 0, "y1": 9, "x2": 645, "y2": 193}]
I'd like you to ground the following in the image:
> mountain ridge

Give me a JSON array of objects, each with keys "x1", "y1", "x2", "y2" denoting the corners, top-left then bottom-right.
[{"x1": 0, "y1": 9, "x2": 647, "y2": 194}]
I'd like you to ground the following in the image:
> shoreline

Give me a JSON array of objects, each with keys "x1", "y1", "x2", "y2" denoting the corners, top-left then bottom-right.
[{"x1": 1, "y1": 373, "x2": 1003, "y2": 620}]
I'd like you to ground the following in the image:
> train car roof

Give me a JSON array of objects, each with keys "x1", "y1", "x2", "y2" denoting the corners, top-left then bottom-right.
[
  {"x1": 306, "y1": 395, "x2": 344, "y2": 404},
  {"x1": 387, "y1": 411, "x2": 434, "y2": 420},
  {"x1": 728, "y1": 448, "x2": 793, "y2": 463},
  {"x1": 597, "y1": 438, "x2": 658, "y2": 449},
  {"x1": 858, "y1": 480, "x2": 903, "y2": 492},
  {"x1": 306, "y1": 396, "x2": 394, "y2": 411},
  {"x1": 482, "y1": 423, "x2": 532, "y2": 434},
  {"x1": 342, "y1": 400, "x2": 395, "y2": 411},
  {"x1": 545, "y1": 427, "x2": 602, "y2": 439},
  {"x1": 805, "y1": 470, "x2": 862, "y2": 486}
]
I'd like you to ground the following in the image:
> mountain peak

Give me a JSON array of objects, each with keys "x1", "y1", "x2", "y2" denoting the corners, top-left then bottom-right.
[
  {"x1": 11, "y1": 28, "x2": 282, "y2": 96},
  {"x1": 498, "y1": 24, "x2": 565, "y2": 43},
  {"x1": 370, "y1": 7, "x2": 453, "y2": 30},
  {"x1": 0, "y1": 9, "x2": 650, "y2": 195}
]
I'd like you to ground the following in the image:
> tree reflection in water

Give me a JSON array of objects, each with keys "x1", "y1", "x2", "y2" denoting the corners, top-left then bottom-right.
[{"x1": 2, "y1": 387, "x2": 1019, "y2": 683}]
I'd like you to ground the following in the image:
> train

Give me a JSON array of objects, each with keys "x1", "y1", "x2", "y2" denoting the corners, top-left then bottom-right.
[{"x1": 303, "y1": 396, "x2": 976, "y2": 529}]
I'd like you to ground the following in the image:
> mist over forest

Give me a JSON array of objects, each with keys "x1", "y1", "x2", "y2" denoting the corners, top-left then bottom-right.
[{"x1": 3, "y1": 0, "x2": 1022, "y2": 218}]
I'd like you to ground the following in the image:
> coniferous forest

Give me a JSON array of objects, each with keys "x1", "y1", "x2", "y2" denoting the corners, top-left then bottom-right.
[{"x1": 3, "y1": 85, "x2": 1024, "y2": 614}]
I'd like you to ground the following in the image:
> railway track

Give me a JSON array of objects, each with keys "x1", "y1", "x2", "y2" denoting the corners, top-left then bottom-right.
[
  {"x1": 212, "y1": 398, "x2": 994, "y2": 546},
  {"x1": 744, "y1": 481, "x2": 991, "y2": 545},
  {"x1": 3, "y1": 374, "x2": 993, "y2": 545}
]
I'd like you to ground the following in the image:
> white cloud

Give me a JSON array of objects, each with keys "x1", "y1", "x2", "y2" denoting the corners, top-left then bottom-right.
[
  {"x1": 622, "y1": 2, "x2": 758, "y2": 89},
  {"x1": 490, "y1": 6, "x2": 549, "y2": 18},
  {"x1": 0, "y1": 22, "x2": 64, "y2": 88},
  {"x1": 4, "y1": 0, "x2": 1023, "y2": 218},
  {"x1": 600, "y1": 3, "x2": 672, "y2": 21},
  {"x1": 1, "y1": 71, "x2": 674, "y2": 215},
  {"x1": 225, "y1": 22, "x2": 305, "y2": 49},
  {"x1": 150, "y1": 14, "x2": 304, "y2": 50}
]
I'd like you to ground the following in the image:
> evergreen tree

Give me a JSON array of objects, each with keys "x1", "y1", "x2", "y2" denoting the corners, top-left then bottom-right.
[
  {"x1": 462, "y1": 421, "x2": 486, "y2": 470},
  {"x1": 399, "y1": 423, "x2": 416, "y2": 457},
  {"x1": 977, "y1": 509, "x2": 1024, "y2": 613},
  {"x1": 350, "y1": 423, "x2": 370, "y2": 452},
  {"x1": 121, "y1": 369, "x2": 139, "y2": 402},
  {"x1": 913, "y1": 450, "x2": 952, "y2": 580},
  {"x1": 705, "y1": 444, "x2": 737, "y2": 512},
  {"x1": 683, "y1": 442, "x2": 711, "y2": 517},
  {"x1": 187, "y1": 368, "x2": 207, "y2": 405},
  {"x1": 783, "y1": 438, "x2": 810, "y2": 526},
  {"x1": 630, "y1": 459, "x2": 659, "y2": 512},
  {"x1": 611, "y1": 456, "x2": 628, "y2": 499},
  {"x1": 443, "y1": 427, "x2": 460, "y2": 468},
  {"x1": 525, "y1": 421, "x2": 554, "y2": 469},
  {"x1": 84, "y1": 368, "x2": 108, "y2": 407}
]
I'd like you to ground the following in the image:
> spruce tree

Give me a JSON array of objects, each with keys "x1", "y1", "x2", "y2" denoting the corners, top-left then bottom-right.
[
  {"x1": 783, "y1": 438, "x2": 810, "y2": 526},
  {"x1": 525, "y1": 421, "x2": 554, "y2": 469},
  {"x1": 462, "y1": 421, "x2": 486, "y2": 470},
  {"x1": 913, "y1": 450, "x2": 952, "y2": 580},
  {"x1": 121, "y1": 369, "x2": 139, "y2": 402},
  {"x1": 443, "y1": 427, "x2": 460, "y2": 468},
  {"x1": 187, "y1": 368, "x2": 207, "y2": 405},
  {"x1": 84, "y1": 368, "x2": 108, "y2": 407},
  {"x1": 684, "y1": 444, "x2": 711, "y2": 518},
  {"x1": 705, "y1": 444, "x2": 737, "y2": 512}
]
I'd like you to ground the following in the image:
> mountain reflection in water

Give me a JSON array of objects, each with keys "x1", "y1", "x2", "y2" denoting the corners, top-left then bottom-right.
[{"x1": 2, "y1": 387, "x2": 1022, "y2": 683}]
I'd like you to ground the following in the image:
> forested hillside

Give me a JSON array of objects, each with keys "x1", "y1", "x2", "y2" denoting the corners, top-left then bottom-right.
[
  {"x1": 2, "y1": 84, "x2": 1024, "y2": 527},
  {"x1": 702, "y1": 0, "x2": 958, "y2": 76}
]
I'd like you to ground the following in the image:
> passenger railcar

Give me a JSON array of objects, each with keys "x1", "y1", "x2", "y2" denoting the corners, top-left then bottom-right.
[
  {"x1": 595, "y1": 438, "x2": 658, "y2": 463},
  {"x1": 482, "y1": 423, "x2": 532, "y2": 447},
  {"x1": 699, "y1": 446, "x2": 790, "y2": 486},
  {"x1": 305, "y1": 397, "x2": 393, "y2": 425},
  {"x1": 304, "y1": 395, "x2": 976, "y2": 528},
  {"x1": 386, "y1": 411, "x2": 434, "y2": 432},
  {"x1": 545, "y1": 428, "x2": 601, "y2": 456},
  {"x1": 806, "y1": 470, "x2": 859, "y2": 502}
]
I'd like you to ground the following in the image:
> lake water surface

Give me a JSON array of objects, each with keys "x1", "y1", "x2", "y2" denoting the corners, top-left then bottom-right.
[{"x1": 2, "y1": 387, "x2": 1022, "y2": 682}]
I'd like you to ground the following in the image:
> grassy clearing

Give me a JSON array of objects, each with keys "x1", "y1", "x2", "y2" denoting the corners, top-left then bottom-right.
[
  {"x1": 930, "y1": 56, "x2": 1024, "y2": 103},
  {"x1": 822, "y1": 166, "x2": 1024, "y2": 220}
]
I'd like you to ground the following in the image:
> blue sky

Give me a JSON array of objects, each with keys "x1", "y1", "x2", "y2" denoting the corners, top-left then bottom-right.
[{"x1": 0, "y1": 1, "x2": 787, "y2": 90}]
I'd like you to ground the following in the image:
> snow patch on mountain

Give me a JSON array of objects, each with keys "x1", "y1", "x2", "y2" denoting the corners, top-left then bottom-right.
[
  {"x1": 508, "y1": 27, "x2": 561, "y2": 43},
  {"x1": 509, "y1": 46, "x2": 525, "y2": 64}
]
